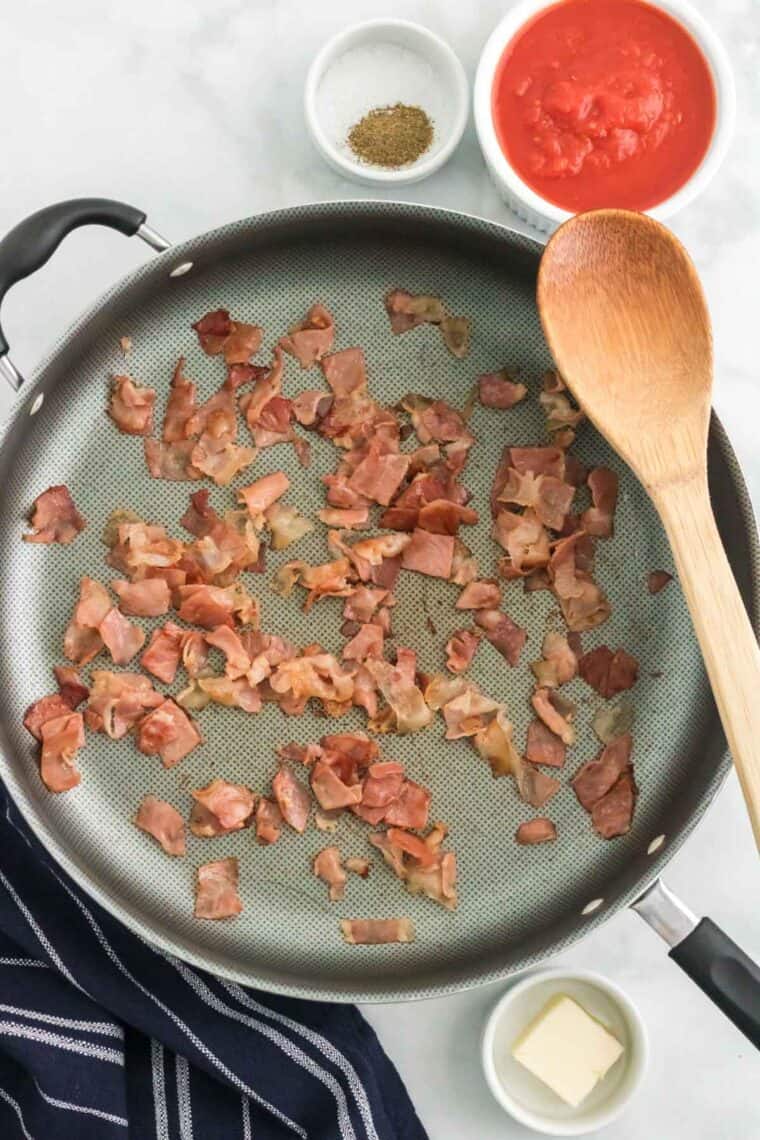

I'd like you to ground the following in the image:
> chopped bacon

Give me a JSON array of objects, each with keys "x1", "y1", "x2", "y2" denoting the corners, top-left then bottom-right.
[
  {"x1": 321, "y1": 347, "x2": 367, "y2": 397},
  {"x1": 385, "y1": 289, "x2": 444, "y2": 334},
  {"x1": 348, "y1": 447, "x2": 409, "y2": 507},
  {"x1": 343, "y1": 586, "x2": 390, "y2": 625},
  {"x1": 516, "y1": 763, "x2": 561, "y2": 809},
  {"x1": 272, "y1": 766, "x2": 311, "y2": 833},
  {"x1": 144, "y1": 438, "x2": 203, "y2": 481},
  {"x1": 340, "y1": 918, "x2": 415, "y2": 944},
  {"x1": 401, "y1": 529, "x2": 455, "y2": 579},
  {"x1": 531, "y1": 688, "x2": 575, "y2": 746},
  {"x1": 456, "y1": 579, "x2": 501, "y2": 610},
  {"x1": 386, "y1": 828, "x2": 436, "y2": 868},
  {"x1": 648, "y1": 570, "x2": 673, "y2": 595},
  {"x1": 224, "y1": 363, "x2": 269, "y2": 391},
  {"x1": 313, "y1": 846, "x2": 347, "y2": 901},
  {"x1": 578, "y1": 646, "x2": 639, "y2": 698},
  {"x1": 471, "y1": 709, "x2": 522, "y2": 779},
  {"x1": 190, "y1": 437, "x2": 257, "y2": 486},
  {"x1": 415, "y1": 500, "x2": 478, "y2": 535},
  {"x1": 440, "y1": 315, "x2": 471, "y2": 359},
  {"x1": 548, "y1": 535, "x2": 611, "y2": 631},
  {"x1": 516, "y1": 818, "x2": 557, "y2": 845},
  {"x1": 24, "y1": 485, "x2": 85, "y2": 546},
  {"x1": 442, "y1": 685, "x2": 501, "y2": 740},
  {"x1": 271, "y1": 652, "x2": 354, "y2": 712},
  {"x1": 317, "y1": 507, "x2": 369, "y2": 530},
  {"x1": 191, "y1": 778, "x2": 255, "y2": 832},
  {"x1": 293, "y1": 389, "x2": 332, "y2": 427},
  {"x1": 109, "y1": 375, "x2": 156, "y2": 437},
  {"x1": 530, "y1": 630, "x2": 578, "y2": 688},
  {"x1": 136, "y1": 698, "x2": 202, "y2": 767},
  {"x1": 162, "y1": 358, "x2": 198, "y2": 442},
  {"x1": 40, "y1": 711, "x2": 84, "y2": 793},
  {"x1": 135, "y1": 795, "x2": 186, "y2": 855},
  {"x1": 342, "y1": 623, "x2": 384, "y2": 662},
  {"x1": 279, "y1": 303, "x2": 334, "y2": 368},
  {"x1": 63, "y1": 577, "x2": 111, "y2": 664},
  {"x1": 99, "y1": 607, "x2": 145, "y2": 665},
  {"x1": 206, "y1": 625, "x2": 251, "y2": 679},
  {"x1": 478, "y1": 370, "x2": 527, "y2": 409},
  {"x1": 111, "y1": 578, "x2": 170, "y2": 617},
  {"x1": 509, "y1": 447, "x2": 566, "y2": 480},
  {"x1": 141, "y1": 622, "x2": 184, "y2": 684},
  {"x1": 582, "y1": 468, "x2": 618, "y2": 539},
  {"x1": 445, "y1": 628, "x2": 481, "y2": 675},
  {"x1": 493, "y1": 509, "x2": 551, "y2": 575},
  {"x1": 383, "y1": 781, "x2": 431, "y2": 831},
  {"x1": 365, "y1": 653, "x2": 432, "y2": 734},
  {"x1": 237, "y1": 473, "x2": 290, "y2": 521},
  {"x1": 85, "y1": 671, "x2": 163, "y2": 738},
  {"x1": 322, "y1": 732, "x2": 379, "y2": 765},
  {"x1": 193, "y1": 309, "x2": 262, "y2": 364},
  {"x1": 525, "y1": 720, "x2": 566, "y2": 768},
  {"x1": 311, "y1": 760, "x2": 363, "y2": 810},
  {"x1": 361, "y1": 761, "x2": 405, "y2": 809},
  {"x1": 54, "y1": 665, "x2": 89, "y2": 710},
  {"x1": 474, "y1": 609, "x2": 526, "y2": 667},
  {"x1": 197, "y1": 676, "x2": 262, "y2": 713},
  {"x1": 265, "y1": 503, "x2": 314, "y2": 550},
  {"x1": 177, "y1": 583, "x2": 255, "y2": 629},
  {"x1": 24, "y1": 694, "x2": 76, "y2": 741},
  {"x1": 497, "y1": 467, "x2": 575, "y2": 531},
  {"x1": 106, "y1": 521, "x2": 184, "y2": 581},
  {"x1": 345, "y1": 856, "x2": 371, "y2": 878},
  {"x1": 194, "y1": 857, "x2": 243, "y2": 919},
  {"x1": 572, "y1": 734, "x2": 633, "y2": 811},
  {"x1": 255, "y1": 797, "x2": 283, "y2": 845},
  {"x1": 592, "y1": 770, "x2": 637, "y2": 838}
]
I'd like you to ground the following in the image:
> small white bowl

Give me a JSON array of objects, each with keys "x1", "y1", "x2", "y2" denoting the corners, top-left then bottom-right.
[
  {"x1": 305, "y1": 19, "x2": 469, "y2": 186},
  {"x1": 474, "y1": 0, "x2": 736, "y2": 231},
  {"x1": 481, "y1": 968, "x2": 648, "y2": 1135}
]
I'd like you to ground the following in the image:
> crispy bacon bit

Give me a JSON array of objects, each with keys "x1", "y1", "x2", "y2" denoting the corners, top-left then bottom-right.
[
  {"x1": 135, "y1": 795, "x2": 186, "y2": 856},
  {"x1": 498, "y1": 467, "x2": 575, "y2": 531},
  {"x1": 525, "y1": 720, "x2": 566, "y2": 768},
  {"x1": 343, "y1": 623, "x2": 384, "y2": 662},
  {"x1": 162, "y1": 358, "x2": 197, "y2": 441},
  {"x1": 272, "y1": 767, "x2": 311, "y2": 833},
  {"x1": 647, "y1": 570, "x2": 673, "y2": 595},
  {"x1": 24, "y1": 485, "x2": 85, "y2": 546},
  {"x1": 40, "y1": 712, "x2": 84, "y2": 793},
  {"x1": 578, "y1": 646, "x2": 639, "y2": 698},
  {"x1": 384, "y1": 289, "x2": 445, "y2": 334},
  {"x1": 592, "y1": 770, "x2": 637, "y2": 838},
  {"x1": 516, "y1": 763, "x2": 561, "y2": 809},
  {"x1": 439, "y1": 315, "x2": 471, "y2": 358},
  {"x1": 99, "y1": 607, "x2": 145, "y2": 665},
  {"x1": 593, "y1": 698, "x2": 635, "y2": 744},
  {"x1": 455, "y1": 579, "x2": 501, "y2": 610},
  {"x1": 442, "y1": 685, "x2": 501, "y2": 740},
  {"x1": 198, "y1": 676, "x2": 261, "y2": 713},
  {"x1": 141, "y1": 622, "x2": 184, "y2": 684},
  {"x1": 572, "y1": 734, "x2": 633, "y2": 811},
  {"x1": 478, "y1": 369, "x2": 527, "y2": 408},
  {"x1": 532, "y1": 687, "x2": 575, "y2": 747},
  {"x1": 237, "y1": 473, "x2": 290, "y2": 521},
  {"x1": 109, "y1": 375, "x2": 156, "y2": 436},
  {"x1": 311, "y1": 761, "x2": 363, "y2": 810},
  {"x1": 313, "y1": 846, "x2": 347, "y2": 901},
  {"x1": 384, "y1": 780, "x2": 431, "y2": 830},
  {"x1": 317, "y1": 507, "x2": 370, "y2": 530},
  {"x1": 474, "y1": 609, "x2": 526, "y2": 667},
  {"x1": 54, "y1": 665, "x2": 89, "y2": 709},
  {"x1": 582, "y1": 468, "x2": 618, "y2": 539},
  {"x1": 144, "y1": 437, "x2": 203, "y2": 481},
  {"x1": 85, "y1": 671, "x2": 163, "y2": 738},
  {"x1": 194, "y1": 857, "x2": 242, "y2": 919},
  {"x1": 177, "y1": 583, "x2": 257, "y2": 629},
  {"x1": 516, "y1": 818, "x2": 557, "y2": 845},
  {"x1": 279, "y1": 303, "x2": 334, "y2": 368},
  {"x1": 111, "y1": 578, "x2": 170, "y2": 617},
  {"x1": 361, "y1": 761, "x2": 405, "y2": 810},
  {"x1": 365, "y1": 653, "x2": 432, "y2": 734},
  {"x1": 340, "y1": 918, "x2": 415, "y2": 944},
  {"x1": 445, "y1": 628, "x2": 481, "y2": 675},
  {"x1": 191, "y1": 779, "x2": 255, "y2": 832},
  {"x1": 193, "y1": 309, "x2": 262, "y2": 364},
  {"x1": 348, "y1": 447, "x2": 410, "y2": 507},
  {"x1": 401, "y1": 529, "x2": 455, "y2": 579},
  {"x1": 63, "y1": 577, "x2": 111, "y2": 664},
  {"x1": 510, "y1": 447, "x2": 566, "y2": 479},
  {"x1": 345, "y1": 856, "x2": 370, "y2": 877},
  {"x1": 255, "y1": 797, "x2": 283, "y2": 845},
  {"x1": 136, "y1": 698, "x2": 202, "y2": 767},
  {"x1": 530, "y1": 630, "x2": 578, "y2": 688},
  {"x1": 493, "y1": 509, "x2": 551, "y2": 575},
  {"x1": 293, "y1": 389, "x2": 333, "y2": 427},
  {"x1": 206, "y1": 625, "x2": 251, "y2": 679},
  {"x1": 190, "y1": 438, "x2": 257, "y2": 486},
  {"x1": 321, "y1": 347, "x2": 367, "y2": 397},
  {"x1": 24, "y1": 694, "x2": 76, "y2": 741},
  {"x1": 265, "y1": 503, "x2": 314, "y2": 550}
]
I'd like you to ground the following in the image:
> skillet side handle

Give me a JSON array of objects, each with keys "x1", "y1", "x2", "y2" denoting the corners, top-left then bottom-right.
[
  {"x1": 633, "y1": 879, "x2": 760, "y2": 1049},
  {"x1": 0, "y1": 199, "x2": 169, "y2": 386}
]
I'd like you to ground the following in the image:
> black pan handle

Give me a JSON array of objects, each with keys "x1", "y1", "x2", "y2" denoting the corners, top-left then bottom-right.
[
  {"x1": 0, "y1": 198, "x2": 169, "y2": 384},
  {"x1": 632, "y1": 878, "x2": 760, "y2": 1048}
]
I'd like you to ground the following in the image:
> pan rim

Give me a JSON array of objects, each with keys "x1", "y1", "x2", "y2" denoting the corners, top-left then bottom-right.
[{"x1": 0, "y1": 199, "x2": 757, "y2": 1002}]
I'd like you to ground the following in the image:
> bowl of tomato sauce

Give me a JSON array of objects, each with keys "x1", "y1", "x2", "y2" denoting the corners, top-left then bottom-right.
[{"x1": 474, "y1": 0, "x2": 735, "y2": 230}]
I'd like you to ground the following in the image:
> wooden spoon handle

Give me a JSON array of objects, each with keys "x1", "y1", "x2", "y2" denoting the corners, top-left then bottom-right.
[{"x1": 654, "y1": 474, "x2": 760, "y2": 850}]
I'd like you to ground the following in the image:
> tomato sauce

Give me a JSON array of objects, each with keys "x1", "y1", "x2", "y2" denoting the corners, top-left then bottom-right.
[{"x1": 491, "y1": 0, "x2": 716, "y2": 212}]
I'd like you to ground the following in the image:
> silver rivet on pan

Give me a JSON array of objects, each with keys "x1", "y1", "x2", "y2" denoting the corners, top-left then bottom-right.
[
  {"x1": 29, "y1": 392, "x2": 44, "y2": 415},
  {"x1": 647, "y1": 834, "x2": 666, "y2": 855},
  {"x1": 581, "y1": 898, "x2": 604, "y2": 915},
  {"x1": 169, "y1": 261, "x2": 194, "y2": 278}
]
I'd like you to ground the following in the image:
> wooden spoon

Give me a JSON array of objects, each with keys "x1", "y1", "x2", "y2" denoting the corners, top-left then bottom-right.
[{"x1": 538, "y1": 209, "x2": 760, "y2": 850}]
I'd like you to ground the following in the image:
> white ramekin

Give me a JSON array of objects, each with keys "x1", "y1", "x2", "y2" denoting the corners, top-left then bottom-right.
[
  {"x1": 481, "y1": 968, "x2": 649, "y2": 1135},
  {"x1": 305, "y1": 19, "x2": 469, "y2": 187},
  {"x1": 474, "y1": 0, "x2": 736, "y2": 232}
]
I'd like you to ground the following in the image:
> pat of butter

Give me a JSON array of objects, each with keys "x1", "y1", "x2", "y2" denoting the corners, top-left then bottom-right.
[{"x1": 511, "y1": 994, "x2": 624, "y2": 1108}]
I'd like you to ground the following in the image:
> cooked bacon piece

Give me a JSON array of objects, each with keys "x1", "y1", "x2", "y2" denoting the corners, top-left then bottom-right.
[
  {"x1": 439, "y1": 315, "x2": 471, "y2": 359},
  {"x1": 108, "y1": 375, "x2": 156, "y2": 436},
  {"x1": 106, "y1": 521, "x2": 184, "y2": 581},
  {"x1": 478, "y1": 370, "x2": 527, "y2": 409},
  {"x1": 330, "y1": 531, "x2": 410, "y2": 583},
  {"x1": 385, "y1": 289, "x2": 444, "y2": 334},
  {"x1": 314, "y1": 808, "x2": 341, "y2": 832},
  {"x1": 340, "y1": 918, "x2": 415, "y2": 945},
  {"x1": 140, "y1": 622, "x2": 184, "y2": 684},
  {"x1": 403, "y1": 396, "x2": 474, "y2": 455},
  {"x1": 206, "y1": 625, "x2": 251, "y2": 679},
  {"x1": 249, "y1": 394, "x2": 292, "y2": 448},
  {"x1": 194, "y1": 857, "x2": 242, "y2": 920},
  {"x1": 343, "y1": 586, "x2": 391, "y2": 625},
  {"x1": 24, "y1": 694, "x2": 76, "y2": 741},
  {"x1": 144, "y1": 438, "x2": 203, "y2": 481},
  {"x1": 111, "y1": 578, "x2": 170, "y2": 618},
  {"x1": 345, "y1": 856, "x2": 370, "y2": 877},
  {"x1": 348, "y1": 448, "x2": 409, "y2": 507},
  {"x1": 221, "y1": 321, "x2": 263, "y2": 366},
  {"x1": 193, "y1": 309, "x2": 262, "y2": 364},
  {"x1": 135, "y1": 795, "x2": 186, "y2": 856},
  {"x1": 582, "y1": 468, "x2": 618, "y2": 539},
  {"x1": 572, "y1": 734, "x2": 633, "y2": 811},
  {"x1": 578, "y1": 646, "x2": 639, "y2": 698},
  {"x1": 525, "y1": 720, "x2": 566, "y2": 768},
  {"x1": 365, "y1": 653, "x2": 432, "y2": 734},
  {"x1": 530, "y1": 630, "x2": 578, "y2": 688},
  {"x1": 471, "y1": 708, "x2": 522, "y2": 779},
  {"x1": 313, "y1": 846, "x2": 347, "y2": 901},
  {"x1": 271, "y1": 653, "x2": 354, "y2": 713},
  {"x1": 493, "y1": 509, "x2": 551, "y2": 575},
  {"x1": 311, "y1": 760, "x2": 362, "y2": 810},
  {"x1": 192, "y1": 309, "x2": 232, "y2": 354},
  {"x1": 361, "y1": 761, "x2": 405, "y2": 809},
  {"x1": 85, "y1": 671, "x2": 163, "y2": 738},
  {"x1": 558, "y1": 575, "x2": 611, "y2": 632},
  {"x1": 386, "y1": 828, "x2": 436, "y2": 869},
  {"x1": 177, "y1": 584, "x2": 238, "y2": 629},
  {"x1": 593, "y1": 697, "x2": 635, "y2": 745},
  {"x1": 455, "y1": 579, "x2": 501, "y2": 611},
  {"x1": 190, "y1": 437, "x2": 257, "y2": 486},
  {"x1": 648, "y1": 570, "x2": 673, "y2": 594},
  {"x1": 445, "y1": 628, "x2": 481, "y2": 675},
  {"x1": 197, "y1": 676, "x2": 262, "y2": 713},
  {"x1": 474, "y1": 609, "x2": 526, "y2": 667},
  {"x1": 237, "y1": 473, "x2": 290, "y2": 521},
  {"x1": 342, "y1": 623, "x2": 383, "y2": 662},
  {"x1": 39, "y1": 711, "x2": 84, "y2": 793},
  {"x1": 322, "y1": 732, "x2": 379, "y2": 765},
  {"x1": 407, "y1": 849, "x2": 457, "y2": 910},
  {"x1": 368, "y1": 830, "x2": 406, "y2": 876},
  {"x1": 443, "y1": 685, "x2": 501, "y2": 740},
  {"x1": 189, "y1": 800, "x2": 228, "y2": 837},
  {"x1": 255, "y1": 797, "x2": 283, "y2": 845},
  {"x1": 497, "y1": 468, "x2": 575, "y2": 531},
  {"x1": 275, "y1": 559, "x2": 354, "y2": 610},
  {"x1": 516, "y1": 818, "x2": 557, "y2": 845},
  {"x1": 321, "y1": 347, "x2": 367, "y2": 397},
  {"x1": 293, "y1": 389, "x2": 332, "y2": 427},
  {"x1": 191, "y1": 779, "x2": 255, "y2": 832},
  {"x1": 531, "y1": 688, "x2": 575, "y2": 746},
  {"x1": 162, "y1": 357, "x2": 198, "y2": 441},
  {"x1": 415, "y1": 500, "x2": 478, "y2": 536},
  {"x1": 422, "y1": 673, "x2": 468, "y2": 712},
  {"x1": 516, "y1": 764, "x2": 561, "y2": 809},
  {"x1": 272, "y1": 767, "x2": 311, "y2": 833},
  {"x1": 317, "y1": 507, "x2": 370, "y2": 530},
  {"x1": 53, "y1": 665, "x2": 89, "y2": 709},
  {"x1": 509, "y1": 447, "x2": 566, "y2": 480},
  {"x1": 179, "y1": 631, "x2": 207, "y2": 679},
  {"x1": 24, "y1": 485, "x2": 85, "y2": 546},
  {"x1": 384, "y1": 781, "x2": 431, "y2": 830},
  {"x1": 136, "y1": 698, "x2": 201, "y2": 767},
  {"x1": 401, "y1": 529, "x2": 455, "y2": 579},
  {"x1": 99, "y1": 608, "x2": 145, "y2": 666},
  {"x1": 225, "y1": 363, "x2": 269, "y2": 391},
  {"x1": 265, "y1": 503, "x2": 314, "y2": 551},
  {"x1": 592, "y1": 770, "x2": 637, "y2": 838},
  {"x1": 279, "y1": 303, "x2": 334, "y2": 368}
]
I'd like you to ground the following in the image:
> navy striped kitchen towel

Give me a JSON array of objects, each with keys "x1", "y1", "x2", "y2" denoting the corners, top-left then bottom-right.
[{"x1": 0, "y1": 786, "x2": 428, "y2": 1140}]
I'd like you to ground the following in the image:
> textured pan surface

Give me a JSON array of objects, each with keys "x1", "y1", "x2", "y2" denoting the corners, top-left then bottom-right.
[{"x1": 0, "y1": 202, "x2": 756, "y2": 1001}]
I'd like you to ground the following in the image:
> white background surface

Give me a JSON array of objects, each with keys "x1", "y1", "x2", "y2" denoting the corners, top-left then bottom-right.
[{"x1": 1, "y1": 1, "x2": 758, "y2": 1136}]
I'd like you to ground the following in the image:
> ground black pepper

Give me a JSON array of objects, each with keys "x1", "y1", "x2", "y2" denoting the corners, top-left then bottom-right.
[{"x1": 347, "y1": 103, "x2": 433, "y2": 168}]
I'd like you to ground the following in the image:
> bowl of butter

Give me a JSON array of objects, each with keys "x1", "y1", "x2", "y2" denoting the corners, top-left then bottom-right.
[{"x1": 481, "y1": 968, "x2": 648, "y2": 1135}]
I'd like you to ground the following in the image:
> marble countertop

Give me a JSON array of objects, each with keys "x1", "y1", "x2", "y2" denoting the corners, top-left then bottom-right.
[{"x1": 1, "y1": 0, "x2": 758, "y2": 1135}]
